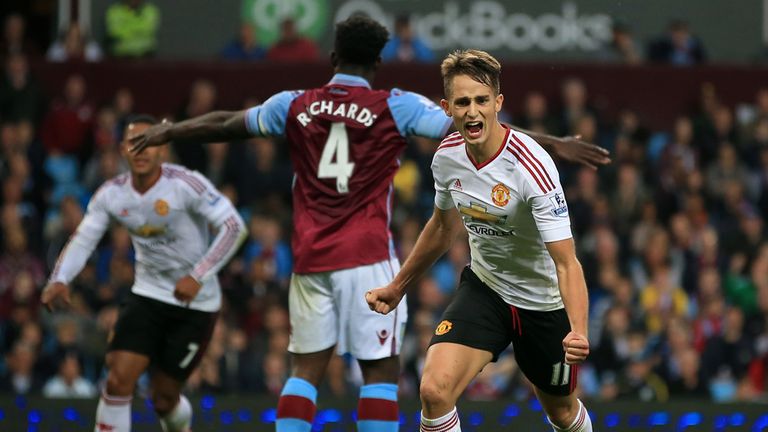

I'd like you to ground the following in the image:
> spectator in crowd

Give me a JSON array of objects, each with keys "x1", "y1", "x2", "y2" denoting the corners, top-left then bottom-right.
[
  {"x1": 0, "y1": 228, "x2": 45, "y2": 298},
  {"x1": 743, "y1": 117, "x2": 768, "y2": 168},
  {"x1": 46, "y1": 22, "x2": 103, "y2": 63},
  {"x1": 596, "y1": 22, "x2": 642, "y2": 64},
  {"x1": 516, "y1": 91, "x2": 559, "y2": 135},
  {"x1": 221, "y1": 23, "x2": 266, "y2": 61},
  {"x1": 266, "y1": 18, "x2": 319, "y2": 62},
  {"x1": 1, "y1": 13, "x2": 39, "y2": 58},
  {"x1": 173, "y1": 79, "x2": 217, "y2": 172},
  {"x1": 558, "y1": 77, "x2": 598, "y2": 137},
  {"x1": 702, "y1": 307, "x2": 754, "y2": 400},
  {"x1": 238, "y1": 136, "x2": 292, "y2": 207},
  {"x1": 82, "y1": 108, "x2": 126, "y2": 192},
  {"x1": 593, "y1": 305, "x2": 634, "y2": 392},
  {"x1": 105, "y1": 0, "x2": 161, "y2": 57},
  {"x1": 647, "y1": 19, "x2": 707, "y2": 65},
  {"x1": 640, "y1": 262, "x2": 690, "y2": 335},
  {"x1": 0, "y1": 53, "x2": 45, "y2": 125},
  {"x1": 111, "y1": 87, "x2": 135, "y2": 139},
  {"x1": 610, "y1": 164, "x2": 649, "y2": 239},
  {"x1": 381, "y1": 14, "x2": 434, "y2": 63},
  {"x1": 705, "y1": 143, "x2": 751, "y2": 201},
  {"x1": 0, "y1": 341, "x2": 43, "y2": 394},
  {"x1": 42, "y1": 351, "x2": 98, "y2": 398},
  {"x1": 40, "y1": 74, "x2": 94, "y2": 157},
  {"x1": 242, "y1": 215, "x2": 292, "y2": 284}
]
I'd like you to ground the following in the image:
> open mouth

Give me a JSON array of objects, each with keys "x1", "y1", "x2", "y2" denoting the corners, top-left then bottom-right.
[{"x1": 465, "y1": 121, "x2": 483, "y2": 139}]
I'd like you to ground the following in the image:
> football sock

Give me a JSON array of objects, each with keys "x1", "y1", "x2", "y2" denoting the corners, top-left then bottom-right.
[
  {"x1": 420, "y1": 406, "x2": 461, "y2": 432},
  {"x1": 159, "y1": 394, "x2": 192, "y2": 432},
  {"x1": 549, "y1": 399, "x2": 593, "y2": 432},
  {"x1": 357, "y1": 383, "x2": 399, "y2": 431},
  {"x1": 95, "y1": 390, "x2": 132, "y2": 432},
  {"x1": 275, "y1": 377, "x2": 317, "y2": 432}
]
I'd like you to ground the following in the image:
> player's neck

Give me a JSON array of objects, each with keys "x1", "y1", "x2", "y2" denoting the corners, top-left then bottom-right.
[
  {"x1": 131, "y1": 168, "x2": 162, "y2": 194},
  {"x1": 466, "y1": 121, "x2": 506, "y2": 165}
]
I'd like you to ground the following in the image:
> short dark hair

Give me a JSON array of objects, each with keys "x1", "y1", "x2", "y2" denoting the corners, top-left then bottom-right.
[
  {"x1": 334, "y1": 15, "x2": 389, "y2": 67},
  {"x1": 126, "y1": 114, "x2": 158, "y2": 126},
  {"x1": 441, "y1": 49, "x2": 501, "y2": 97}
]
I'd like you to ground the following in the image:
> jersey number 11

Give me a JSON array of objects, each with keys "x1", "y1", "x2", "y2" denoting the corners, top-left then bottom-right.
[{"x1": 318, "y1": 122, "x2": 355, "y2": 194}]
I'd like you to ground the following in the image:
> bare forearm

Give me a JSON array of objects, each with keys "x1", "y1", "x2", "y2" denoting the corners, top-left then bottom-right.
[
  {"x1": 167, "y1": 111, "x2": 251, "y2": 143},
  {"x1": 556, "y1": 261, "x2": 589, "y2": 336},
  {"x1": 393, "y1": 217, "x2": 456, "y2": 293}
]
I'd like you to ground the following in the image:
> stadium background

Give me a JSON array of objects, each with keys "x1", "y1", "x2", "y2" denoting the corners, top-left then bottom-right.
[{"x1": 2, "y1": 0, "x2": 768, "y2": 430}]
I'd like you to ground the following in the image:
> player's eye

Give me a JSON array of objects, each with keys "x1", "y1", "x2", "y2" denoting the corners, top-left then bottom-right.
[{"x1": 455, "y1": 97, "x2": 470, "y2": 106}]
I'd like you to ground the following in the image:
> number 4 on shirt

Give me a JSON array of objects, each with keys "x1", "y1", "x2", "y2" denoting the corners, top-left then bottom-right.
[{"x1": 318, "y1": 122, "x2": 355, "y2": 193}]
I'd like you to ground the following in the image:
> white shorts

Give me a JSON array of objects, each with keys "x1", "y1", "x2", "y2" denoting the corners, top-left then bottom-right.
[{"x1": 288, "y1": 257, "x2": 408, "y2": 360}]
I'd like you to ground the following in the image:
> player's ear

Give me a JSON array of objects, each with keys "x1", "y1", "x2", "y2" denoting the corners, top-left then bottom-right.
[
  {"x1": 440, "y1": 99, "x2": 451, "y2": 116},
  {"x1": 495, "y1": 93, "x2": 504, "y2": 113}
]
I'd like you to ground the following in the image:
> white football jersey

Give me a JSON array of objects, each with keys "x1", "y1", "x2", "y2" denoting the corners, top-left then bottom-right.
[
  {"x1": 50, "y1": 163, "x2": 247, "y2": 312},
  {"x1": 432, "y1": 128, "x2": 572, "y2": 311}
]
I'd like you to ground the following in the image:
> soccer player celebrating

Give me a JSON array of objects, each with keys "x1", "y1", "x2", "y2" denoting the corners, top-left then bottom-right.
[
  {"x1": 42, "y1": 115, "x2": 247, "y2": 432},
  {"x1": 129, "y1": 16, "x2": 606, "y2": 432},
  {"x1": 366, "y1": 50, "x2": 593, "y2": 432}
]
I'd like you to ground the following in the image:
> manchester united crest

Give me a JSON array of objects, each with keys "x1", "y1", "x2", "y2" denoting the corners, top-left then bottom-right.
[
  {"x1": 435, "y1": 320, "x2": 453, "y2": 336},
  {"x1": 491, "y1": 183, "x2": 510, "y2": 207},
  {"x1": 154, "y1": 199, "x2": 169, "y2": 216}
]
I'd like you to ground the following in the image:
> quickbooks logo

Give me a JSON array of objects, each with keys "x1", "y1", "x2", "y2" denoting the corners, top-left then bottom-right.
[
  {"x1": 242, "y1": 0, "x2": 329, "y2": 46},
  {"x1": 335, "y1": 0, "x2": 613, "y2": 52}
]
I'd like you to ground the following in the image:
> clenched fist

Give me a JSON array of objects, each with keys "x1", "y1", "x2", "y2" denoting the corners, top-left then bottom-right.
[
  {"x1": 41, "y1": 282, "x2": 72, "y2": 312},
  {"x1": 365, "y1": 285, "x2": 404, "y2": 315},
  {"x1": 174, "y1": 275, "x2": 202, "y2": 303},
  {"x1": 562, "y1": 331, "x2": 589, "y2": 365}
]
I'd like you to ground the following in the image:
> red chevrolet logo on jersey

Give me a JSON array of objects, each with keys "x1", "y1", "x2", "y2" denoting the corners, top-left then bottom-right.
[
  {"x1": 377, "y1": 329, "x2": 389, "y2": 345},
  {"x1": 97, "y1": 423, "x2": 116, "y2": 431},
  {"x1": 453, "y1": 179, "x2": 462, "y2": 190}
]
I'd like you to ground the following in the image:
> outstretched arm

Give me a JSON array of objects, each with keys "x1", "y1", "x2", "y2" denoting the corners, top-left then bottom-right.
[
  {"x1": 129, "y1": 111, "x2": 250, "y2": 153},
  {"x1": 366, "y1": 206, "x2": 463, "y2": 314}
]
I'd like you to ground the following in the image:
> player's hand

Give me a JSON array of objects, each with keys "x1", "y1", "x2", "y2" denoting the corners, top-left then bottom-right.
[
  {"x1": 365, "y1": 285, "x2": 404, "y2": 315},
  {"x1": 562, "y1": 331, "x2": 590, "y2": 365},
  {"x1": 129, "y1": 119, "x2": 173, "y2": 154},
  {"x1": 550, "y1": 135, "x2": 611, "y2": 170},
  {"x1": 174, "y1": 275, "x2": 202, "y2": 303},
  {"x1": 41, "y1": 282, "x2": 72, "y2": 312}
]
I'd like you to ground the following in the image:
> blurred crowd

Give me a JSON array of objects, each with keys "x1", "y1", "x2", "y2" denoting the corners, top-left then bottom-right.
[
  {"x1": 2, "y1": 3, "x2": 768, "y2": 406},
  {"x1": 0, "y1": 0, "x2": 725, "y2": 66}
]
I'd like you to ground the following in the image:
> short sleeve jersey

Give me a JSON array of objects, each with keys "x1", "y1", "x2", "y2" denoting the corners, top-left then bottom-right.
[
  {"x1": 432, "y1": 128, "x2": 573, "y2": 311},
  {"x1": 50, "y1": 163, "x2": 244, "y2": 312},
  {"x1": 245, "y1": 73, "x2": 451, "y2": 274}
]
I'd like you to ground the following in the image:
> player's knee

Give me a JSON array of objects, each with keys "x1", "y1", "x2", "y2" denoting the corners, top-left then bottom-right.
[
  {"x1": 152, "y1": 391, "x2": 179, "y2": 417},
  {"x1": 419, "y1": 377, "x2": 452, "y2": 409},
  {"x1": 105, "y1": 370, "x2": 135, "y2": 396},
  {"x1": 545, "y1": 400, "x2": 579, "y2": 428}
]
